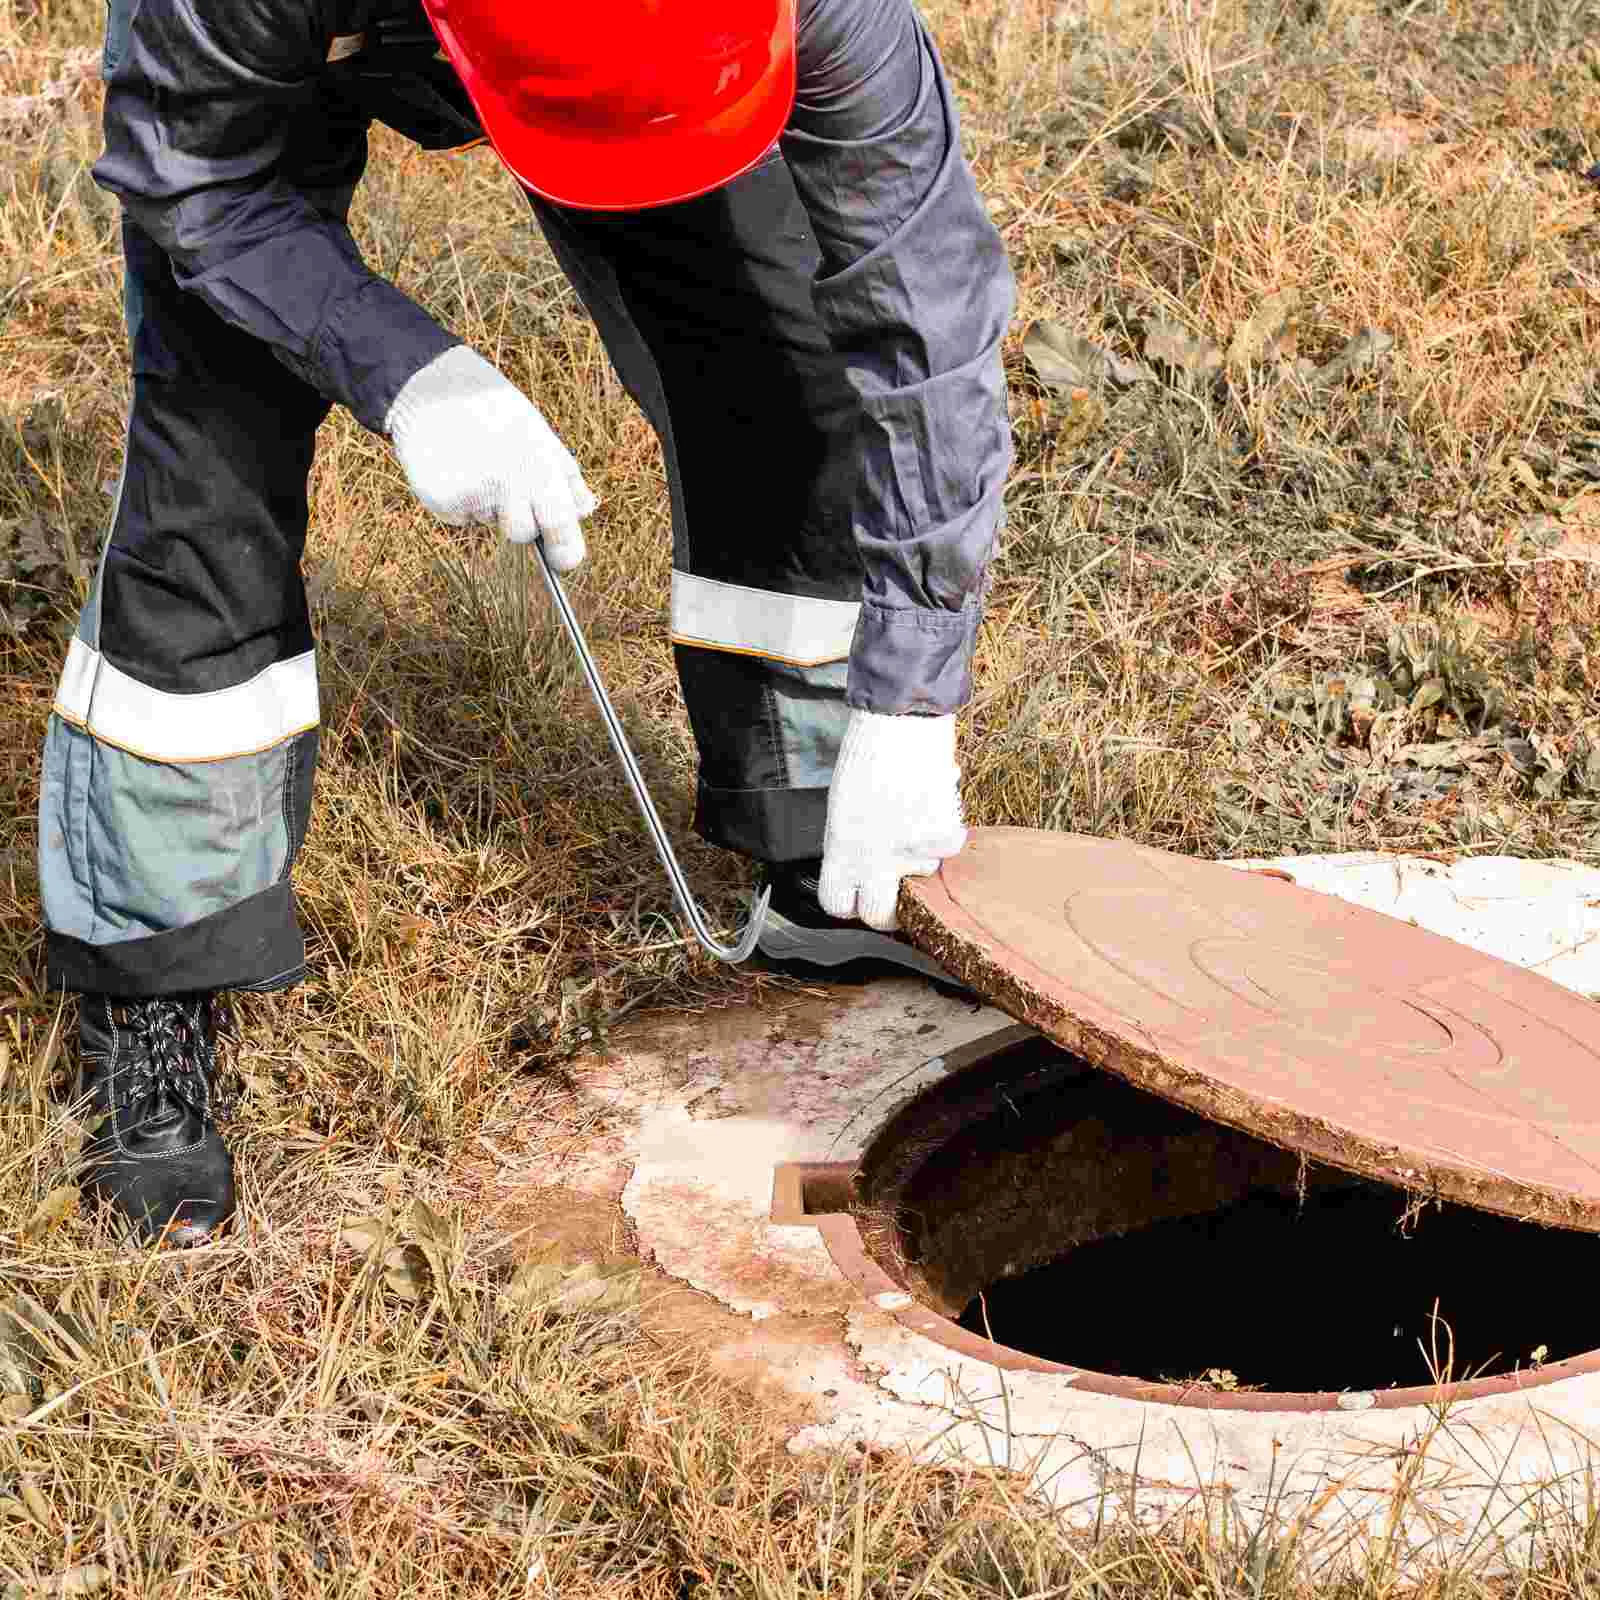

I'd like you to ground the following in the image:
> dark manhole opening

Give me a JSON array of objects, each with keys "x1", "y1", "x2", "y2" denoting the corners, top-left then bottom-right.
[
  {"x1": 958, "y1": 1183, "x2": 1591, "y2": 1392},
  {"x1": 856, "y1": 1032, "x2": 1598, "y2": 1396}
]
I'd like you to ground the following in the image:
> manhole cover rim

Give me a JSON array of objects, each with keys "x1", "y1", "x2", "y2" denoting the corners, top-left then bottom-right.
[
  {"x1": 901, "y1": 828, "x2": 1600, "y2": 1237},
  {"x1": 788, "y1": 1024, "x2": 1600, "y2": 1415}
]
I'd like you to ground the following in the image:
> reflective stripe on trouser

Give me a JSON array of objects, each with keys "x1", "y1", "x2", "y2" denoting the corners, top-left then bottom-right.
[
  {"x1": 38, "y1": 219, "x2": 326, "y2": 997},
  {"x1": 529, "y1": 149, "x2": 862, "y2": 863}
]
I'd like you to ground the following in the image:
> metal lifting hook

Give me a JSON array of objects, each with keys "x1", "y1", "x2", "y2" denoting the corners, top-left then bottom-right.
[{"x1": 530, "y1": 538, "x2": 770, "y2": 963}]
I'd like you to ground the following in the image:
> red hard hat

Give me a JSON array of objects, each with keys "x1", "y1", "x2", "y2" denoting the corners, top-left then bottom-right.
[{"x1": 419, "y1": 0, "x2": 798, "y2": 211}]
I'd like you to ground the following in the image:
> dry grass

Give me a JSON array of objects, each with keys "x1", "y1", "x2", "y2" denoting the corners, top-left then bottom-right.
[{"x1": 3, "y1": 0, "x2": 1600, "y2": 1591}]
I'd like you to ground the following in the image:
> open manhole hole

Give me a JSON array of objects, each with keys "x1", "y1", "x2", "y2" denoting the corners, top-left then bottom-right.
[{"x1": 852, "y1": 1030, "x2": 1600, "y2": 1406}]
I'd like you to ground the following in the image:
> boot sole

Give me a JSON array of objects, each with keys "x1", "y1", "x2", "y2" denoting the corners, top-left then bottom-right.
[{"x1": 756, "y1": 906, "x2": 954, "y2": 984}]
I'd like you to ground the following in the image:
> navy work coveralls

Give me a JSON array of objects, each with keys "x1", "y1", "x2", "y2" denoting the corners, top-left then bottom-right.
[{"x1": 38, "y1": 0, "x2": 1015, "y2": 998}]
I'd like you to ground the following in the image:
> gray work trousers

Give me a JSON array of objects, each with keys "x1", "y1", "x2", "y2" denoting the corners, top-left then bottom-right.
[{"x1": 38, "y1": 163, "x2": 863, "y2": 997}]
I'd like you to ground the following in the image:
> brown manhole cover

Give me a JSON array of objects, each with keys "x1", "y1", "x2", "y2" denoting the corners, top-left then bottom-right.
[
  {"x1": 900, "y1": 828, "x2": 1600, "y2": 1233},
  {"x1": 839, "y1": 1028, "x2": 1600, "y2": 1409}
]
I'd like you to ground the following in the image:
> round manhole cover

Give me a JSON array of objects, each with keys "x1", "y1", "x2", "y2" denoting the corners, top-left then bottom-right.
[{"x1": 901, "y1": 829, "x2": 1600, "y2": 1232}]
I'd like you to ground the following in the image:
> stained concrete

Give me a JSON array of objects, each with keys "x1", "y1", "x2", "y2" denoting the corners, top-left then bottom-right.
[{"x1": 553, "y1": 854, "x2": 1600, "y2": 1571}]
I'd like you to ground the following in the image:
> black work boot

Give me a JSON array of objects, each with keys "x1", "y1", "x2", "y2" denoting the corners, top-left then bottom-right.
[
  {"x1": 74, "y1": 994, "x2": 236, "y2": 1246},
  {"x1": 754, "y1": 860, "x2": 961, "y2": 985}
]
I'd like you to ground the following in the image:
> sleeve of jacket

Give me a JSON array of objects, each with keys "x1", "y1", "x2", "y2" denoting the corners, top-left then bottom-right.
[
  {"x1": 92, "y1": 0, "x2": 458, "y2": 433},
  {"x1": 781, "y1": 0, "x2": 1015, "y2": 717}
]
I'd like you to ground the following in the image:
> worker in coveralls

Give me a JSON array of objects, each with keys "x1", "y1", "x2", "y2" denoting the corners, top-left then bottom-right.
[{"x1": 37, "y1": 0, "x2": 1014, "y2": 1242}]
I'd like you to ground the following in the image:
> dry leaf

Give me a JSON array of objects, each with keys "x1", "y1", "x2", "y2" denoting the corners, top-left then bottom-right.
[
  {"x1": 0, "y1": 1298, "x2": 92, "y2": 1366},
  {"x1": 407, "y1": 1200, "x2": 454, "y2": 1295},
  {"x1": 382, "y1": 1244, "x2": 432, "y2": 1303},
  {"x1": 506, "y1": 1252, "x2": 641, "y2": 1316},
  {"x1": 338, "y1": 1216, "x2": 392, "y2": 1256},
  {"x1": 555, "y1": 1263, "x2": 637, "y2": 1315},
  {"x1": 565, "y1": 1266, "x2": 641, "y2": 1315},
  {"x1": 0, "y1": 1339, "x2": 33, "y2": 1398},
  {"x1": 505, "y1": 1258, "x2": 569, "y2": 1310},
  {"x1": 22, "y1": 1187, "x2": 78, "y2": 1243},
  {"x1": 341, "y1": 1208, "x2": 450, "y2": 1302},
  {"x1": 409, "y1": 1198, "x2": 448, "y2": 1249},
  {"x1": 1391, "y1": 739, "x2": 1497, "y2": 771},
  {"x1": 1410, "y1": 677, "x2": 1447, "y2": 713},
  {"x1": 1227, "y1": 289, "x2": 1300, "y2": 368},
  {"x1": 17, "y1": 1476, "x2": 48, "y2": 1530},
  {"x1": 387, "y1": 913, "x2": 431, "y2": 949},
  {"x1": 2, "y1": 1563, "x2": 112, "y2": 1599},
  {"x1": 1143, "y1": 319, "x2": 1223, "y2": 379},
  {"x1": 1313, "y1": 327, "x2": 1394, "y2": 386},
  {"x1": 1022, "y1": 321, "x2": 1149, "y2": 391}
]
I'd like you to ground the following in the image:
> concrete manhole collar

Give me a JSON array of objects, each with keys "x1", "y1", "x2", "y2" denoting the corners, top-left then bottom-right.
[
  {"x1": 565, "y1": 853, "x2": 1600, "y2": 1562},
  {"x1": 777, "y1": 1025, "x2": 1600, "y2": 1414}
]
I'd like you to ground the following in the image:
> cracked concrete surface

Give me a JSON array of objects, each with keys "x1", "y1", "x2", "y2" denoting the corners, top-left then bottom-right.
[{"x1": 555, "y1": 853, "x2": 1600, "y2": 1570}]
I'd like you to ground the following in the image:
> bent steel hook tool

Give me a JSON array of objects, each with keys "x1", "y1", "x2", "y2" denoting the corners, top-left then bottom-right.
[{"x1": 530, "y1": 537, "x2": 770, "y2": 963}]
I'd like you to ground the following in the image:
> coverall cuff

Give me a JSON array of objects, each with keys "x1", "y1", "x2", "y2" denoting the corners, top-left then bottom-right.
[
  {"x1": 846, "y1": 599, "x2": 980, "y2": 716},
  {"x1": 46, "y1": 882, "x2": 307, "y2": 999},
  {"x1": 694, "y1": 780, "x2": 830, "y2": 864},
  {"x1": 320, "y1": 277, "x2": 462, "y2": 436}
]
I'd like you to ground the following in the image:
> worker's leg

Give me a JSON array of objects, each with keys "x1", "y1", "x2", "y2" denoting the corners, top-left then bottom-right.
[
  {"x1": 527, "y1": 134, "x2": 955, "y2": 978},
  {"x1": 38, "y1": 218, "x2": 329, "y2": 999},
  {"x1": 528, "y1": 158, "x2": 860, "y2": 868}
]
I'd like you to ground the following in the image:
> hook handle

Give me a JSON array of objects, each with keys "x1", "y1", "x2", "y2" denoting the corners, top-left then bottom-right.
[{"x1": 529, "y1": 541, "x2": 770, "y2": 963}]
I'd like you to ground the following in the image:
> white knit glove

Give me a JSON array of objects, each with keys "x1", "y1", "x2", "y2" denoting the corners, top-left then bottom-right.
[
  {"x1": 819, "y1": 709, "x2": 968, "y2": 932},
  {"x1": 386, "y1": 345, "x2": 598, "y2": 572}
]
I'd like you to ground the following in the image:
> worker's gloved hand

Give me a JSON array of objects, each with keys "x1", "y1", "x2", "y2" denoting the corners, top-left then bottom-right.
[
  {"x1": 386, "y1": 345, "x2": 598, "y2": 572},
  {"x1": 819, "y1": 709, "x2": 968, "y2": 932}
]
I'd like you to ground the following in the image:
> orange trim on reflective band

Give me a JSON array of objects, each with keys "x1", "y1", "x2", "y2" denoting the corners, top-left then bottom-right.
[{"x1": 668, "y1": 633, "x2": 848, "y2": 668}]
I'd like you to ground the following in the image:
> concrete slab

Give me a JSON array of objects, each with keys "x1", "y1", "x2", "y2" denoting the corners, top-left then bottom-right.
[
  {"x1": 549, "y1": 854, "x2": 1600, "y2": 1574},
  {"x1": 1225, "y1": 852, "x2": 1600, "y2": 997}
]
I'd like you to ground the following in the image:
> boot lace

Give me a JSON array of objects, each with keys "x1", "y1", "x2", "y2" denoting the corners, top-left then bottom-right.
[{"x1": 120, "y1": 997, "x2": 213, "y2": 1113}]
